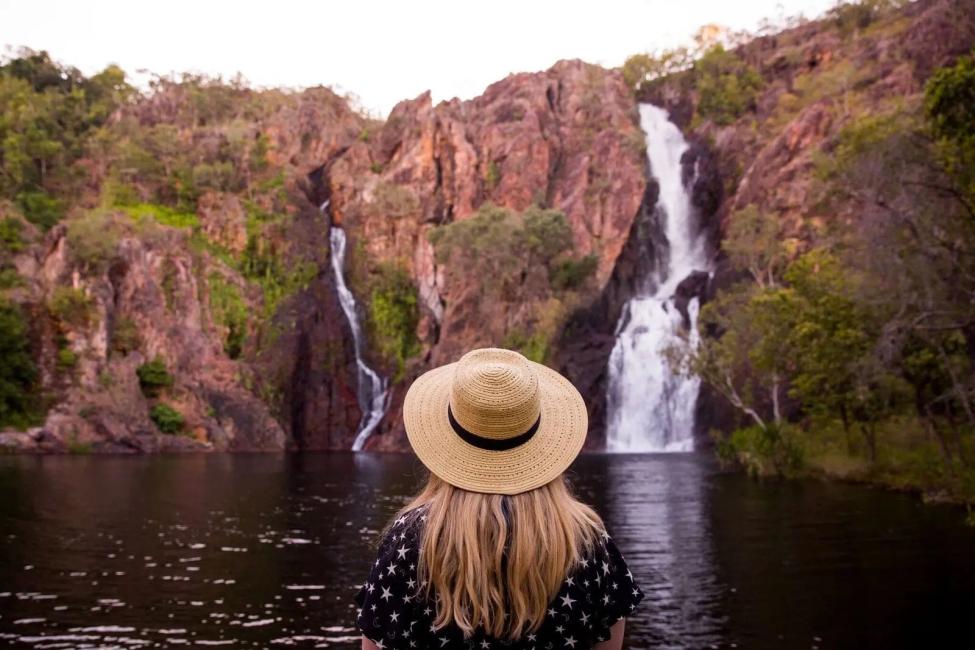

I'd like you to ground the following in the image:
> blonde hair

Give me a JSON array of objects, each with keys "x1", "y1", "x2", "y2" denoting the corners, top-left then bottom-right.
[{"x1": 391, "y1": 472, "x2": 604, "y2": 640}]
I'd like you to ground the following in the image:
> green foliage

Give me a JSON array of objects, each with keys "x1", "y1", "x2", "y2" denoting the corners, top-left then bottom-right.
[
  {"x1": 715, "y1": 424, "x2": 805, "y2": 477},
  {"x1": 47, "y1": 286, "x2": 93, "y2": 327},
  {"x1": 0, "y1": 217, "x2": 25, "y2": 252},
  {"x1": 0, "y1": 50, "x2": 133, "y2": 230},
  {"x1": 56, "y1": 347, "x2": 78, "y2": 369},
  {"x1": 149, "y1": 402, "x2": 185, "y2": 434},
  {"x1": 136, "y1": 357, "x2": 173, "y2": 397},
  {"x1": 925, "y1": 51, "x2": 975, "y2": 200},
  {"x1": 0, "y1": 268, "x2": 22, "y2": 290},
  {"x1": 207, "y1": 274, "x2": 248, "y2": 359},
  {"x1": 693, "y1": 46, "x2": 763, "y2": 126},
  {"x1": 484, "y1": 161, "x2": 501, "y2": 190},
  {"x1": 0, "y1": 300, "x2": 38, "y2": 428},
  {"x1": 428, "y1": 203, "x2": 576, "y2": 294},
  {"x1": 66, "y1": 433, "x2": 92, "y2": 454},
  {"x1": 65, "y1": 211, "x2": 123, "y2": 271},
  {"x1": 366, "y1": 262, "x2": 420, "y2": 379},
  {"x1": 123, "y1": 203, "x2": 200, "y2": 229},
  {"x1": 621, "y1": 49, "x2": 693, "y2": 91},
  {"x1": 828, "y1": 0, "x2": 906, "y2": 37},
  {"x1": 724, "y1": 205, "x2": 791, "y2": 287},
  {"x1": 502, "y1": 329, "x2": 549, "y2": 364},
  {"x1": 110, "y1": 317, "x2": 141, "y2": 356},
  {"x1": 551, "y1": 254, "x2": 598, "y2": 290}
]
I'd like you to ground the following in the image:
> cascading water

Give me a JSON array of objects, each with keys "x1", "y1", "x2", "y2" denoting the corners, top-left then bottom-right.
[
  {"x1": 605, "y1": 104, "x2": 711, "y2": 453},
  {"x1": 323, "y1": 201, "x2": 390, "y2": 451}
]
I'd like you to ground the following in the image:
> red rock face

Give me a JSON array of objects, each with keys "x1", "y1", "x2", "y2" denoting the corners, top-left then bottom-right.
[{"x1": 323, "y1": 60, "x2": 648, "y2": 449}]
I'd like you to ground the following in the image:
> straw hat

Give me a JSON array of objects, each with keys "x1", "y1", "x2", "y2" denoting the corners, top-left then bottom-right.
[{"x1": 404, "y1": 348, "x2": 588, "y2": 495}]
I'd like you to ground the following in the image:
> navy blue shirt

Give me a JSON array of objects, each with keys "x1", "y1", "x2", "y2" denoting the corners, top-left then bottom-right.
[{"x1": 355, "y1": 509, "x2": 644, "y2": 649}]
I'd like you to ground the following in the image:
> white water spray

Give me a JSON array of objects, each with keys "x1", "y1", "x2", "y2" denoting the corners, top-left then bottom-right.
[
  {"x1": 323, "y1": 201, "x2": 390, "y2": 451},
  {"x1": 605, "y1": 105, "x2": 711, "y2": 453}
]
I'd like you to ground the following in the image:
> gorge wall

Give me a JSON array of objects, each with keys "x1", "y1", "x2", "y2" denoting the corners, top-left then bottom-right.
[{"x1": 1, "y1": 0, "x2": 972, "y2": 453}]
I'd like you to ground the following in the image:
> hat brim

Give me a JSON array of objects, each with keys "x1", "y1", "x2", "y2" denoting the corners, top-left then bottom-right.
[{"x1": 404, "y1": 360, "x2": 588, "y2": 495}]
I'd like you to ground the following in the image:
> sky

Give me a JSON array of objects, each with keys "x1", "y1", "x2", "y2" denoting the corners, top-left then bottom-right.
[{"x1": 1, "y1": 0, "x2": 839, "y2": 117}]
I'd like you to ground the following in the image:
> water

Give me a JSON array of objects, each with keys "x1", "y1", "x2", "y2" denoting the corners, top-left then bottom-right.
[
  {"x1": 2, "y1": 454, "x2": 973, "y2": 649},
  {"x1": 606, "y1": 104, "x2": 711, "y2": 453},
  {"x1": 324, "y1": 204, "x2": 389, "y2": 451}
]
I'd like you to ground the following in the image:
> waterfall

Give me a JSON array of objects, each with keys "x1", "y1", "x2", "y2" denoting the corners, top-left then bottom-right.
[
  {"x1": 605, "y1": 105, "x2": 711, "y2": 453},
  {"x1": 323, "y1": 201, "x2": 390, "y2": 451}
]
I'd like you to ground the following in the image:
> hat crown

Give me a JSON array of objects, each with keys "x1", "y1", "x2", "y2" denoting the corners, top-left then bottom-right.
[{"x1": 450, "y1": 348, "x2": 541, "y2": 440}]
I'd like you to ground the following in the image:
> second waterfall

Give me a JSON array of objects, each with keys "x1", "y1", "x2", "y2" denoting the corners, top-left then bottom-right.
[
  {"x1": 323, "y1": 201, "x2": 390, "y2": 451},
  {"x1": 605, "y1": 104, "x2": 712, "y2": 453}
]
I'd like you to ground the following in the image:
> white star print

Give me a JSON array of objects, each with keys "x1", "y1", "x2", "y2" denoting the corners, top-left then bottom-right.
[
  {"x1": 547, "y1": 607, "x2": 557, "y2": 618},
  {"x1": 565, "y1": 576, "x2": 574, "y2": 586},
  {"x1": 406, "y1": 578, "x2": 416, "y2": 589},
  {"x1": 555, "y1": 625, "x2": 565, "y2": 633},
  {"x1": 480, "y1": 641, "x2": 490, "y2": 649},
  {"x1": 580, "y1": 612, "x2": 590, "y2": 625},
  {"x1": 527, "y1": 633, "x2": 536, "y2": 641},
  {"x1": 424, "y1": 606, "x2": 433, "y2": 616},
  {"x1": 397, "y1": 545, "x2": 410, "y2": 559},
  {"x1": 560, "y1": 594, "x2": 575, "y2": 609},
  {"x1": 366, "y1": 582, "x2": 375, "y2": 593},
  {"x1": 626, "y1": 569, "x2": 633, "y2": 581},
  {"x1": 394, "y1": 515, "x2": 406, "y2": 527},
  {"x1": 380, "y1": 586, "x2": 393, "y2": 602},
  {"x1": 439, "y1": 637, "x2": 449, "y2": 646},
  {"x1": 602, "y1": 594, "x2": 611, "y2": 605},
  {"x1": 386, "y1": 562, "x2": 398, "y2": 576},
  {"x1": 374, "y1": 641, "x2": 385, "y2": 650},
  {"x1": 601, "y1": 561, "x2": 610, "y2": 575},
  {"x1": 390, "y1": 611, "x2": 400, "y2": 623},
  {"x1": 565, "y1": 636, "x2": 577, "y2": 648}
]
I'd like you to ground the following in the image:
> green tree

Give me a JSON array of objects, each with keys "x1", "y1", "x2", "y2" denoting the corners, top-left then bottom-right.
[
  {"x1": 0, "y1": 301, "x2": 37, "y2": 427},
  {"x1": 694, "y1": 45, "x2": 763, "y2": 126}
]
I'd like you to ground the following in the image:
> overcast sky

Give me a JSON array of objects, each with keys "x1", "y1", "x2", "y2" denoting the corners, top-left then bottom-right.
[{"x1": 1, "y1": 0, "x2": 838, "y2": 117}]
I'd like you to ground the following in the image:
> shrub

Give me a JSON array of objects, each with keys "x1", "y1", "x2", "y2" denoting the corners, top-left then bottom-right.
[
  {"x1": 367, "y1": 262, "x2": 420, "y2": 379},
  {"x1": 136, "y1": 357, "x2": 173, "y2": 397},
  {"x1": 0, "y1": 217, "x2": 25, "y2": 252},
  {"x1": 551, "y1": 254, "x2": 598, "y2": 290},
  {"x1": 428, "y1": 204, "x2": 574, "y2": 292},
  {"x1": 48, "y1": 286, "x2": 93, "y2": 327},
  {"x1": 0, "y1": 300, "x2": 38, "y2": 428},
  {"x1": 149, "y1": 403, "x2": 184, "y2": 434},
  {"x1": 16, "y1": 191, "x2": 63, "y2": 231},
  {"x1": 66, "y1": 211, "x2": 122, "y2": 271},
  {"x1": 484, "y1": 161, "x2": 501, "y2": 190},
  {"x1": 57, "y1": 347, "x2": 78, "y2": 368},
  {"x1": 208, "y1": 274, "x2": 248, "y2": 358},
  {"x1": 715, "y1": 424, "x2": 805, "y2": 477},
  {"x1": 694, "y1": 46, "x2": 763, "y2": 126},
  {"x1": 502, "y1": 330, "x2": 548, "y2": 364},
  {"x1": 0, "y1": 268, "x2": 22, "y2": 289},
  {"x1": 110, "y1": 317, "x2": 141, "y2": 355},
  {"x1": 925, "y1": 51, "x2": 975, "y2": 198}
]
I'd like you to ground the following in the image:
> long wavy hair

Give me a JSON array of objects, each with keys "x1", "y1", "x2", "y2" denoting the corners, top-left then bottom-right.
[{"x1": 391, "y1": 472, "x2": 604, "y2": 640}]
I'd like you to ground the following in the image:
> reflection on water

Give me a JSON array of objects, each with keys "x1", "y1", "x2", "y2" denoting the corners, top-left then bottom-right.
[{"x1": 1, "y1": 453, "x2": 974, "y2": 648}]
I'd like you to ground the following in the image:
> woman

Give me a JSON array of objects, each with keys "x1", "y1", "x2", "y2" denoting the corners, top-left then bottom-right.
[{"x1": 355, "y1": 348, "x2": 644, "y2": 649}]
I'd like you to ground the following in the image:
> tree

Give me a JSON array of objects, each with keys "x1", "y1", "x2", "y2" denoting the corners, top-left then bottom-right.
[{"x1": 0, "y1": 301, "x2": 37, "y2": 428}]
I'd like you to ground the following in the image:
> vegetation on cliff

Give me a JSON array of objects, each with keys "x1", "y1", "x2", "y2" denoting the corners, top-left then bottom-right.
[{"x1": 662, "y1": 4, "x2": 975, "y2": 504}]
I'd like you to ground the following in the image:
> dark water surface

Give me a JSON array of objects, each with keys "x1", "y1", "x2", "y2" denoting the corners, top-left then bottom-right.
[{"x1": 1, "y1": 453, "x2": 973, "y2": 649}]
